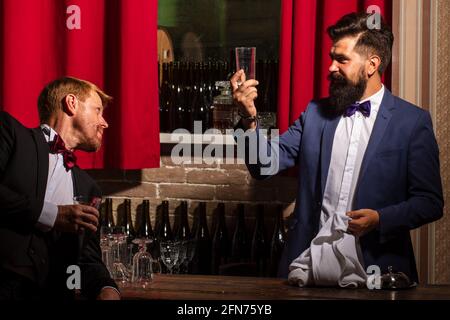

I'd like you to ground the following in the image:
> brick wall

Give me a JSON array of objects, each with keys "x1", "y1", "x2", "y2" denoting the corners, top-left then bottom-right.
[{"x1": 87, "y1": 156, "x2": 297, "y2": 236}]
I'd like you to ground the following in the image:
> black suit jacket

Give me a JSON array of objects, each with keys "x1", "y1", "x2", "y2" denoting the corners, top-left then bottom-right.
[{"x1": 0, "y1": 111, "x2": 117, "y2": 299}]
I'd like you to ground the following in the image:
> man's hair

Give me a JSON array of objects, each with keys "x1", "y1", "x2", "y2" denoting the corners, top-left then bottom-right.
[
  {"x1": 327, "y1": 12, "x2": 394, "y2": 74},
  {"x1": 37, "y1": 76, "x2": 112, "y2": 123}
]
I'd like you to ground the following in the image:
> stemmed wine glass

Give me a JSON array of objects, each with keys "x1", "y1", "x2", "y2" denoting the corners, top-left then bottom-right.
[
  {"x1": 103, "y1": 226, "x2": 130, "y2": 285},
  {"x1": 131, "y1": 238, "x2": 156, "y2": 287},
  {"x1": 182, "y1": 239, "x2": 196, "y2": 274},
  {"x1": 159, "y1": 241, "x2": 180, "y2": 274},
  {"x1": 173, "y1": 240, "x2": 188, "y2": 274}
]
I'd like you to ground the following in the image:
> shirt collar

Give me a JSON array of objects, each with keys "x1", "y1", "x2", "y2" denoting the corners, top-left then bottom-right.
[
  {"x1": 40, "y1": 124, "x2": 58, "y2": 143},
  {"x1": 358, "y1": 84, "x2": 385, "y2": 115}
]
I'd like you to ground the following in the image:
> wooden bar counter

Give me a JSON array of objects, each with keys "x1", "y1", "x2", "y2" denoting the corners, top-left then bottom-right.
[{"x1": 119, "y1": 274, "x2": 450, "y2": 300}]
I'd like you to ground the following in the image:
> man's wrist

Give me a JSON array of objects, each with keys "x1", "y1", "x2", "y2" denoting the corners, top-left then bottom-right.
[
  {"x1": 241, "y1": 118, "x2": 257, "y2": 130},
  {"x1": 238, "y1": 109, "x2": 257, "y2": 120},
  {"x1": 238, "y1": 110, "x2": 258, "y2": 130},
  {"x1": 36, "y1": 201, "x2": 58, "y2": 232}
]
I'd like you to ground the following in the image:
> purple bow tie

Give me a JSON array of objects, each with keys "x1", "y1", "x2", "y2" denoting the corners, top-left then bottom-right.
[{"x1": 344, "y1": 100, "x2": 371, "y2": 117}]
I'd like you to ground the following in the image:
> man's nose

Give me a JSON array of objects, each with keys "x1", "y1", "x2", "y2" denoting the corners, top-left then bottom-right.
[
  {"x1": 100, "y1": 116, "x2": 109, "y2": 129},
  {"x1": 329, "y1": 61, "x2": 339, "y2": 73}
]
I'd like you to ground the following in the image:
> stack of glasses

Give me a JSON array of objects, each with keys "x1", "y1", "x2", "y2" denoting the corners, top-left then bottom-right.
[{"x1": 100, "y1": 226, "x2": 194, "y2": 287}]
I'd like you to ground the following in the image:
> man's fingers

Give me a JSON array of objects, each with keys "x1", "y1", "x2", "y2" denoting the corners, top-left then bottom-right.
[
  {"x1": 243, "y1": 87, "x2": 258, "y2": 96},
  {"x1": 79, "y1": 212, "x2": 99, "y2": 227},
  {"x1": 347, "y1": 210, "x2": 364, "y2": 219},
  {"x1": 79, "y1": 204, "x2": 99, "y2": 218},
  {"x1": 239, "y1": 79, "x2": 259, "y2": 92},
  {"x1": 230, "y1": 69, "x2": 244, "y2": 84},
  {"x1": 76, "y1": 220, "x2": 98, "y2": 233},
  {"x1": 348, "y1": 220, "x2": 362, "y2": 232},
  {"x1": 348, "y1": 219, "x2": 364, "y2": 227},
  {"x1": 230, "y1": 70, "x2": 245, "y2": 90},
  {"x1": 347, "y1": 225, "x2": 360, "y2": 236},
  {"x1": 246, "y1": 92, "x2": 258, "y2": 101}
]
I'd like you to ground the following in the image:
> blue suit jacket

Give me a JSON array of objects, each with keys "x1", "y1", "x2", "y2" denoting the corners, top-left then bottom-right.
[{"x1": 245, "y1": 89, "x2": 443, "y2": 282}]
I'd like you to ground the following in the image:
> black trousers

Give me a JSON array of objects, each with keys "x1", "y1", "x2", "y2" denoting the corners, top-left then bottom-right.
[{"x1": 0, "y1": 269, "x2": 42, "y2": 300}]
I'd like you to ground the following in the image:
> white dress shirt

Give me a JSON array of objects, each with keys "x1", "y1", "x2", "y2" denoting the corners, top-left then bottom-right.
[
  {"x1": 36, "y1": 125, "x2": 74, "y2": 232},
  {"x1": 35, "y1": 125, "x2": 119, "y2": 297},
  {"x1": 288, "y1": 85, "x2": 385, "y2": 287}
]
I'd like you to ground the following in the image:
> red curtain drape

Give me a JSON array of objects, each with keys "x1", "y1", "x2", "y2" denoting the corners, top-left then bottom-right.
[
  {"x1": 277, "y1": 0, "x2": 392, "y2": 133},
  {"x1": 0, "y1": 0, "x2": 160, "y2": 169}
]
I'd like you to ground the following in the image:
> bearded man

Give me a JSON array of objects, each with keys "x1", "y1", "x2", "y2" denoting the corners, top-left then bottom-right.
[{"x1": 231, "y1": 12, "x2": 443, "y2": 287}]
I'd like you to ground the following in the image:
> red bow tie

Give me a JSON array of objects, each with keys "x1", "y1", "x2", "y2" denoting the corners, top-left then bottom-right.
[{"x1": 48, "y1": 135, "x2": 77, "y2": 170}]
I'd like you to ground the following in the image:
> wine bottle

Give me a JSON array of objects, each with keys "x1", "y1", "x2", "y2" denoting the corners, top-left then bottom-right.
[
  {"x1": 136, "y1": 200, "x2": 154, "y2": 239},
  {"x1": 174, "y1": 201, "x2": 190, "y2": 241},
  {"x1": 211, "y1": 203, "x2": 230, "y2": 275},
  {"x1": 122, "y1": 199, "x2": 136, "y2": 243},
  {"x1": 101, "y1": 197, "x2": 114, "y2": 228},
  {"x1": 172, "y1": 62, "x2": 185, "y2": 130},
  {"x1": 135, "y1": 199, "x2": 155, "y2": 258},
  {"x1": 159, "y1": 62, "x2": 172, "y2": 133},
  {"x1": 192, "y1": 202, "x2": 212, "y2": 275},
  {"x1": 190, "y1": 62, "x2": 200, "y2": 132},
  {"x1": 155, "y1": 200, "x2": 173, "y2": 274},
  {"x1": 251, "y1": 204, "x2": 268, "y2": 277},
  {"x1": 183, "y1": 61, "x2": 194, "y2": 132},
  {"x1": 231, "y1": 204, "x2": 250, "y2": 263},
  {"x1": 156, "y1": 200, "x2": 173, "y2": 241},
  {"x1": 268, "y1": 205, "x2": 286, "y2": 277},
  {"x1": 197, "y1": 63, "x2": 211, "y2": 130}
]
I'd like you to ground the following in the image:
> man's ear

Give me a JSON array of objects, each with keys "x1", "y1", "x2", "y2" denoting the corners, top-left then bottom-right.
[
  {"x1": 367, "y1": 54, "x2": 381, "y2": 77},
  {"x1": 63, "y1": 94, "x2": 78, "y2": 116}
]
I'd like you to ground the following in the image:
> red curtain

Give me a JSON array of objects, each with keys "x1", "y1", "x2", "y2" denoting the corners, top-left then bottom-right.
[
  {"x1": 277, "y1": 0, "x2": 392, "y2": 133},
  {"x1": 0, "y1": 0, "x2": 160, "y2": 169}
]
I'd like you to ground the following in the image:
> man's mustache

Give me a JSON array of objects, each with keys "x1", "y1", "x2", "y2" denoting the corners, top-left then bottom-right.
[{"x1": 328, "y1": 72, "x2": 347, "y2": 83}]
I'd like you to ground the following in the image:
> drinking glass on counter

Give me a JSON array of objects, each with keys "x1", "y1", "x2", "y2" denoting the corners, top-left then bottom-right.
[
  {"x1": 173, "y1": 240, "x2": 188, "y2": 274},
  {"x1": 131, "y1": 238, "x2": 156, "y2": 287},
  {"x1": 160, "y1": 241, "x2": 180, "y2": 274},
  {"x1": 101, "y1": 226, "x2": 130, "y2": 284}
]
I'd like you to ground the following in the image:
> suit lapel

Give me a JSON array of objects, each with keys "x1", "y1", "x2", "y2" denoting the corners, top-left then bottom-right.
[
  {"x1": 320, "y1": 114, "x2": 341, "y2": 198},
  {"x1": 71, "y1": 166, "x2": 81, "y2": 198},
  {"x1": 71, "y1": 167, "x2": 86, "y2": 257},
  {"x1": 358, "y1": 89, "x2": 396, "y2": 184},
  {"x1": 31, "y1": 128, "x2": 49, "y2": 200}
]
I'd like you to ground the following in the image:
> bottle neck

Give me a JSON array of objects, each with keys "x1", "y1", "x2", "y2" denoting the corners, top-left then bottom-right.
[
  {"x1": 105, "y1": 199, "x2": 114, "y2": 227},
  {"x1": 196, "y1": 205, "x2": 209, "y2": 239},
  {"x1": 143, "y1": 202, "x2": 153, "y2": 235}
]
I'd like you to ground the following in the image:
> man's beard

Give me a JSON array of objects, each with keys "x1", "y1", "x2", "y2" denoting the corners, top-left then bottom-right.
[{"x1": 328, "y1": 68, "x2": 367, "y2": 115}]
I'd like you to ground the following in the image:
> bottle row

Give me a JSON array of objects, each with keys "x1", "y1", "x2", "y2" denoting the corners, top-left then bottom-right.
[
  {"x1": 158, "y1": 60, "x2": 279, "y2": 133},
  {"x1": 100, "y1": 198, "x2": 287, "y2": 277}
]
